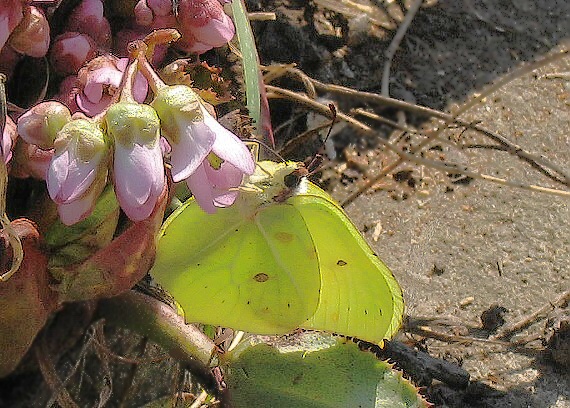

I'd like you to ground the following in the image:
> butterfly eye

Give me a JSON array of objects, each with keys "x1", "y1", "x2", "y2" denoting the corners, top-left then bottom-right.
[{"x1": 284, "y1": 173, "x2": 301, "y2": 189}]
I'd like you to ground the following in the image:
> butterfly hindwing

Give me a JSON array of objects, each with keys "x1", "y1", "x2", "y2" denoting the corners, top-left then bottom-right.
[
  {"x1": 151, "y1": 198, "x2": 320, "y2": 334},
  {"x1": 291, "y1": 183, "x2": 404, "y2": 344}
]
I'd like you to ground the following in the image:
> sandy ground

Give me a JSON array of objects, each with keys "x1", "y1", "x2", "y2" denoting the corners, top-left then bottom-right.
[
  {"x1": 252, "y1": 0, "x2": 570, "y2": 406},
  {"x1": 336, "y1": 54, "x2": 570, "y2": 407}
]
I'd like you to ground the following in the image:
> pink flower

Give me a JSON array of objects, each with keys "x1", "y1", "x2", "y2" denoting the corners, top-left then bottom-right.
[
  {"x1": 175, "y1": 0, "x2": 235, "y2": 54},
  {"x1": 50, "y1": 32, "x2": 97, "y2": 75},
  {"x1": 47, "y1": 119, "x2": 109, "y2": 225},
  {"x1": 151, "y1": 85, "x2": 254, "y2": 212},
  {"x1": 66, "y1": 0, "x2": 111, "y2": 49},
  {"x1": 8, "y1": 5, "x2": 50, "y2": 58},
  {"x1": 76, "y1": 56, "x2": 148, "y2": 116},
  {"x1": 0, "y1": 0, "x2": 23, "y2": 51},
  {"x1": 105, "y1": 102, "x2": 165, "y2": 221}
]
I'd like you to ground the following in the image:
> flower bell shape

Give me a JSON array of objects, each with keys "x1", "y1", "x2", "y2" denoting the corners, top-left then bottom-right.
[
  {"x1": 105, "y1": 102, "x2": 165, "y2": 221},
  {"x1": 17, "y1": 101, "x2": 71, "y2": 149},
  {"x1": 134, "y1": 0, "x2": 175, "y2": 27},
  {"x1": 151, "y1": 84, "x2": 255, "y2": 184},
  {"x1": 47, "y1": 119, "x2": 109, "y2": 225}
]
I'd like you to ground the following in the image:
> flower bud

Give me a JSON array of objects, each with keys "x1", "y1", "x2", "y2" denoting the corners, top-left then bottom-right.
[
  {"x1": 50, "y1": 32, "x2": 97, "y2": 75},
  {"x1": 8, "y1": 6, "x2": 50, "y2": 58},
  {"x1": 17, "y1": 101, "x2": 71, "y2": 149},
  {"x1": 135, "y1": 0, "x2": 175, "y2": 26},
  {"x1": 66, "y1": 0, "x2": 111, "y2": 49},
  {"x1": 106, "y1": 102, "x2": 165, "y2": 221},
  {"x1": 176, "y1": 0, "x2": 235, "y2": 54}
]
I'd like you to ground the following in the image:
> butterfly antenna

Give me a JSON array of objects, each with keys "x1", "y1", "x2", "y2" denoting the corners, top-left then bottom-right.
[
  {"x1": 306, "y1": 103, "x2": 337, "y2": 175},
  {"x1": 243, "y1": 138, "x2": 286, "y2": 163}
]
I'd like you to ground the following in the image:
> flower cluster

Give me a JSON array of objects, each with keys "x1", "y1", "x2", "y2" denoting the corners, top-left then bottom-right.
[
  {"x1": 0, "y1": 0, "x2": 248, "y2": 225},
  {"x1": 15, "y1": 51, "x2": 255, "y2": 225},
  {"x1": 0, "y1": 1, "x2": 235, "y2": 120}
]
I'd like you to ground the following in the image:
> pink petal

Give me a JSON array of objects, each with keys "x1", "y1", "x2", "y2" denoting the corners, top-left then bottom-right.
[
  {"x1": 134, "y1": 0, "x2": 153, "y2": 26},
  {"x1": 132, "y1": 71, "x2": 149, "y2": 103},
  {"x1": 214, "y1": 190, "x2": 239, "y2": 207},
  {"x1": 1, "y1": 124, "x2": 14, "y2": 164},
  {"x1": 47, "y1": 149, "x2": 71, "y2": 199},
  {"x1": 148, "y1": 0, "x2": 173, "y2": 16},
  {"x1": 57, "y1": 194, "x2": 95, "y2": 225},
  {"x1": 83, "y1": 67, "x2": 122, "y2": 102},
  {"x1": 186, "y1": 162, "x2": 216, "y2": 214},
  {"x1": 76, "y1": 93, "x2": 113, "y2": 117},
  {"x1": 191, "y1": 12, "x2": 234, "y2": 46},
  {"x1": 114, "y1": 142, "x2": 165, "y2": 221},
  {"x1": 116, "y1": 58, "x2": 148, "y2": 102},
  {"x1": 206, "y1": 111, "x2": 255, "y2": 175},
  {"x1": 56, "y1": 180, "x2": 102, "y2": 225},
  {"x1": 204, "y1": 160, "x2": 243, "y2": 190},
  {"x1": 204, "y1": 161, "x2": 243, "y2": 207},
  {"x1": 47, "y1": 145, "x2": 102, "y2": 203},
  {"x1": 169, "y1": 119, "x2": 215, "y2": 182}
]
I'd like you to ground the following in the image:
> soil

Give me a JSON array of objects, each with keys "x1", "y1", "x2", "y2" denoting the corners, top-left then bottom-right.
[{"x1": 249, "y1": 0, "x2": 570, "y2": 407}]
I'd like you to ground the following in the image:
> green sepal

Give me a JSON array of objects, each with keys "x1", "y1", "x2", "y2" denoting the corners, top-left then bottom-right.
[{"x1": 45, "y1": 184, "x2": 120, "y2": 272}]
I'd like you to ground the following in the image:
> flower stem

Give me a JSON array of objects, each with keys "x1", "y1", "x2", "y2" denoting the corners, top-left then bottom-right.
[
  {"x1": 95, "y1": 290, "x2": 219, "y2": 392},
  {"x1": 132, "y1": 43, "x2": 166, "y2": 95}
]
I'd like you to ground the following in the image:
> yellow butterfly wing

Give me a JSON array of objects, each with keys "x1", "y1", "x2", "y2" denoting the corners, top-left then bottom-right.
[
  {"x1": 293, "y1": 183, "x2": 404, "y2": 344},
  {"x1": 151, "y1": 198, "x2": 321, "y2": 334}
]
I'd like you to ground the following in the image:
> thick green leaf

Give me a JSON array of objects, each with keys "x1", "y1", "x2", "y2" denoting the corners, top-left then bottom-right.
[{"x1": 224, "y1": 332, "x2": 428, "y2": 408}]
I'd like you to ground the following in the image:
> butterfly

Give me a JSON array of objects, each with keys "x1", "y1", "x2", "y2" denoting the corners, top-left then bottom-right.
[{"x1": 150, "y1": 160, "x2": 404, "y2": 344}]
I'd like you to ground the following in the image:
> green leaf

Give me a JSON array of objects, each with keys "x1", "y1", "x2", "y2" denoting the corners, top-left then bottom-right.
[
  {"x1": 223, "y1": 332, "x2": 429, "y2": 408},
  {"x1": 231, "y1": 0, "x2": 261, "y2": 127}
]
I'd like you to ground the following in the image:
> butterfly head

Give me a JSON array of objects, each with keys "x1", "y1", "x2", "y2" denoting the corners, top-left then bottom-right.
[{"x1": 242, "y1": 161, "x2": 308, "y2": 204}]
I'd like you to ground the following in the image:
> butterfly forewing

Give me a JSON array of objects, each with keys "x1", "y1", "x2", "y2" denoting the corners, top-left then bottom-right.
[
  {"x1": 151, "y1": 198, "x2": 320, "y2": 334},
  {"x1": 292, "y1": 183, "x2": 404, "y2": 344}
]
